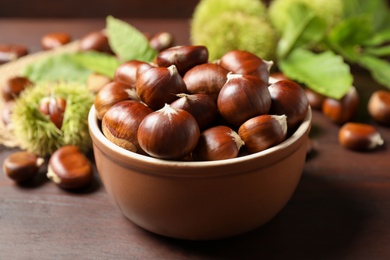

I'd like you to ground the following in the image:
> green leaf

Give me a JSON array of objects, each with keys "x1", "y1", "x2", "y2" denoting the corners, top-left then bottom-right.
[
  {"x1": 21, "y1": 53, "x2": 91, "y2": 83},
  {"x1": 358, "y1": 55, "x2": 390, "y2": 89},
  {"x1": 364, "y1": 28, "x2": 390, "y2": 46},
  {"x1": 279, "y1": 48, "x2": 353, "y2": 99},
  {"x1": 327, "y1": 16, "x2": 373, "y2": 62},
  {"x1": 364, "y1": 45, "x2": 390, "y2": 57},
  {"x1": 106, "y1": 16, "x2": 157, "y2": 62},
  {"x1": 277, "y1": 3, "x2": 327, "y2": 59},
  {"x1": 342, "y1": 0, "x2": 389, "y2": 32},
  {"x1": 70, "y1": 51, "x2": 121, "y2": 78}
]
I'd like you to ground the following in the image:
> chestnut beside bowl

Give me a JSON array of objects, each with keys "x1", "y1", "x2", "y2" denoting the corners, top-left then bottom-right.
[{"x1": 88, "y1": 106, "x2": 312, "y2": 240}]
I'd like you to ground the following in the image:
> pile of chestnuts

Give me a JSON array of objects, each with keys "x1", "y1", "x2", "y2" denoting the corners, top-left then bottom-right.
[{"x1": 95, "y1": 46, "x2": 310, "y2": 161}]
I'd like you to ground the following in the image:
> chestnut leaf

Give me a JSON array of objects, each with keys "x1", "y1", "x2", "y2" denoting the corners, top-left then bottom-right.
[
  {"x1": 326, "y1": 16, "x2": 373, "y2": 62},
  {"x1": 357, "y1": 55, "x2": 390, "y2": 90},
  {"x1": 106, "y1": 16, "x2": 157, "y2": 63},
  {"x1": 276, "y1": 3, "x2": 326, "y2": 60},
  {"x1": 343, "y1": 0, "x2": 389, "y2": 33},
  {"x1": 21, "y1": 51, "x2": 120, "y2": 83},
  {"x1": 279, "y1": 48, "x2": 353, "y2": 100},
  {"x1": 69, "y1": 51, "x2": 120, "y2": 78},
  {"x1": 21, "y1": 53, "x2": 91, "y2": 83}
]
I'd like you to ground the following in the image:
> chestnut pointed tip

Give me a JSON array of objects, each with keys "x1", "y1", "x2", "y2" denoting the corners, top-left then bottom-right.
[
  {"x1": 264, "y1": 60, "x2": 274, "y2": 71},
  {"x1": 272, "y1": 115, "x2": 288, "y2": 136},
  {"x1": 230, "y1": 130, "x2": 245, "y2": 150},
  {"x1": 167, "y1": 64, "x2": 178, "y2": 75},
  {"x1": 226, "y1": 72, "x2": 243, "y2": 81},
  {"x1": 368, "y1": 132, "x2": 384, "y2": 149},
  {"x1": 46, "y1": 165, "x2": 62, "y2": 184}
]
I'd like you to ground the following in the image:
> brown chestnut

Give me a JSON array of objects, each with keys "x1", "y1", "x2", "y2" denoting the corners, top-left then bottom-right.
[
  {"x1": 217, "y1": 73, "x2": 271, "y2": 127},
  {"x1": 368, "y1": 90, "x2": 390, "y2": 125},
  {"x1": 102, "y1": 100, "x2": 153, "y2": 153},
  {"x1": 149, "y1": 31, "x2": 174, "y2": 52},
  {"x1": 268, "y1": 80, "x2": 309, "y2": 131},
  {"x1": 219, "y1": 50, "x2": 273, "y2": 84},
  {"x1": 170, "y1": 93, "x2": 218, "y2": 130},
  {"x1": 322, "y1": 86, "x2": 359, "y2": 124},
  {"x1": 2, "y1": 76, "x2": 32, "y2": 101},
  {"x1": 136, "y1": 65, "x2": 187, "y2": 110},
  {"x1": 41, "y1": 32, "x2": 71, "y2": 50},
  {"x1": 269, "y1": 72, "x2": 290, "y2": 84},
  {"x1": 338, "y1": 122, "x2": 384, "y2": 151},
  {"x1": 114, "y1": 60, "x2": 152, "y2": 87},
  {"x1": 94, "y1": 81, "x2": 139, "y2": 120},
  {"x1": 79, "y1": 31, "x2": 112, "y2": 54},
  {"x1": 39, "y1": 96, "x2": 67, "y2": 129},
  {"x1": 192, "y1": 125, "x2": 244, "y2": 161},
  {"x1": 155, "y1": 45, "x2": 209, "y2": 76},
  {"x1": 238, "y1": 114, "x2": 288, "y2": 153},
  {"x1": 305, "y1": 88, "x2": 326, "y2": 110},
  {"x1": 183, "y1": 63, "x2": 229, "y2": 99},
  {"x1": 3, "y1": 151, "x2": 44, "y2": 182},
  {"x1": 47, "y1": 145, "x2": 93, "y2": 189},
  {"x1": 0, "y1": 44, "x2": 28, "y2": 64},
  {"x1": 137, "y1": 104, "x2": 200, "y2": 160}
]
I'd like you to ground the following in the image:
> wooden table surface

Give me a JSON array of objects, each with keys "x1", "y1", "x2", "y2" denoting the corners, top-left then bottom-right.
[{"x1": 1, "y1": 18, "x2": 390, "y2": 260}]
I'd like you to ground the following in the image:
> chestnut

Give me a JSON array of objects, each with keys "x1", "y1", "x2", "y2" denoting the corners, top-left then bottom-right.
[
  {"x1": 192, "y1": 125, "x2": 244, "y2": 161},
  {"x1": 3, "y1": 151, "x2": 44, "y2": 182},
  {"x1": 136, "y1": 65, "x2": 187, "y2": 110},
  {"x1": 137, "y1": 104, "x2": 200, "y2": 160},
  {"x1": 368, "y1": 90, "x2": 390, "y2": 125},
  {"x1": 170, "y1": 93, "x2": 218, "y2": 130},
  {"x1": 114, "y1": 60, "x2": 153, "y2": 87},
  {"x1": 155, "y1": 45, "x2": 209, "y2": 76},
  {"x1": 219, "y1": 50, "x2": 273, "y2": 84},
  {"x1": 305, "y1": 88, "x2": 326, "y2": 110},
  {"x1": 238, "y1": 114, "x2": 288, "y2": 153},
  {"x1": 41, "y1": 32, "x2": 71, "y2": 50},
  {"x1": 47, "y1": 145, "x2": 93, "y2": 189},
  {"x1": 217, "y1": 73, "x2": 271, "y2": 127},
  {"x1": 79, "y1": 31, "x2": 112, "y2": 54},
  {"x1": 183, "y1": 63, "x2": 229, "y2": 99},
  {"x1": 2, "y1": 76, "x2": 33, "y2": 101},
  {"x1": 102, "y1": 100, "x2": 153, "y2": 153},
  {"x1": 269, "y1": 72, "x2": 290, "y2": 84},
  {"x1": 322, "y1": 86, "x2": 359, "y2": 124},
  {"x1": 0, "y1": 44, "x2": 28, "y2": 64},
  {"x1": 338, "y1": 122, "x2": 384, "y2": 151},
  {"x1": 268, "y1": 80, "x2": 309, "y2": 131},
  {"x1": 94, "y1": 81, "x2": 139, "y2": 120},
  {"x1": 39, "y1": 96, "x2": 67, "y2": 129},
  {"x1": 149, "y1": 31, "x2": 175, "y2": 52}
]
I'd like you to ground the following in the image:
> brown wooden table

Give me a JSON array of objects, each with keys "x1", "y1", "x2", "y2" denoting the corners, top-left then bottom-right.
[{"x1": 1, "y1": 18, "x2": 390, "y2": 259}]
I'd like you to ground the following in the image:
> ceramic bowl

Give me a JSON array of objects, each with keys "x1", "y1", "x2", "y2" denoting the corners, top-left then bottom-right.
[{"x1": 88, "y1": 106, "x2": 312, "y2": 240}]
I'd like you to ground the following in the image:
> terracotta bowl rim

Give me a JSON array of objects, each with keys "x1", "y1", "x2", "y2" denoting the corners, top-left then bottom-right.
[{"x1": 88, "y1": 105, "x2": 312, "y2": 168}]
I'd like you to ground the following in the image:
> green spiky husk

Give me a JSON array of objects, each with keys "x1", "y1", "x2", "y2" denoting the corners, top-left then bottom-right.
[
  {"x1": 268, "y1": 0, "x2": 344, "y2": 34},
  {"x1": 12, "y1": 81, "x2": 94, "y2": 156},
  {"x1": 192, "y1": 12, "x2": 278, "y2": 61},
  {"x1": 191, "y1": 0, "x2": 267, "y2": 41}
]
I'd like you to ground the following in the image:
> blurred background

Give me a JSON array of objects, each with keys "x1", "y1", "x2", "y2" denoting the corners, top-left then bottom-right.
[
  {"x1": 0, "y1": 0, "x2": 273, "y2": 18},
  {"x1": 0, "y1": 0, "x2": 201, "y2": 18}
]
